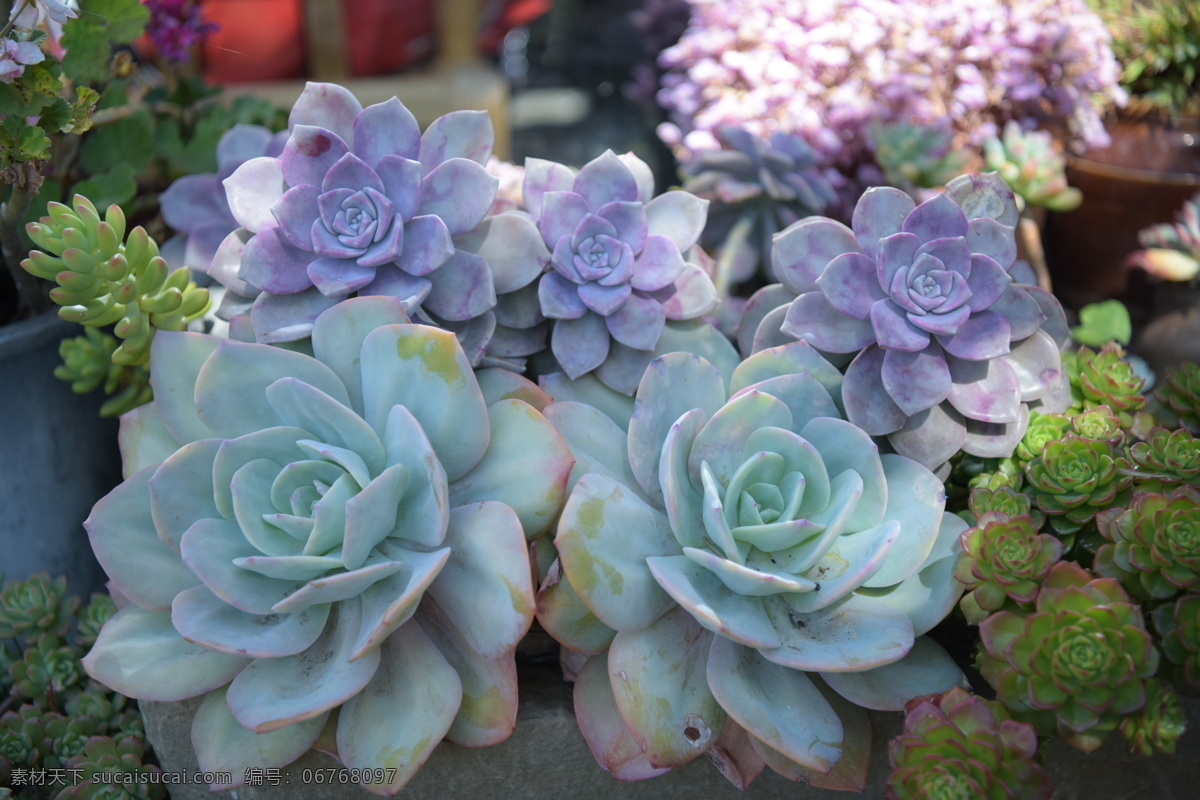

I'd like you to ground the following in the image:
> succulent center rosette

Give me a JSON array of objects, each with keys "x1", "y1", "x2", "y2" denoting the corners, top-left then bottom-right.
[
  {"x1": 80, "y1": 297, "x2": 573, "y2": 795},
  {"x1": 539, "y1": 340, "x2": 968, "y2": 789},
  {"x1": 210, "y1": 83, "x2": 549, "y2": 361},
  {"x1": 522, "y1": 150, "x2": 721, "y2": 394},
  {"x1": 739, "y1": 173, "x2": 1070, "y2": 470}
]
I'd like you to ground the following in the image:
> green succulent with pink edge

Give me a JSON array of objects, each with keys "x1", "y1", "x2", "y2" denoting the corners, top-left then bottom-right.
[
  {"x1": 1094, "y1": 486, "x2": 1200, "y2": 601},
  {"x1": 978, "y1": 561, "x2": 1159, "y2": 752},
  {"x1": 955, "y1": 513, "x2": 1062, "y2": 625},
  {"x1": 1153, "y1": 593, "x2": 1200, "y2": 695},
  {"x1": 539, "y1": 340, "x2": 968, "y2": 790},
  {"x1": 0, "y1": 574, "x2": 80, "y2": 643},
  {"x1": 80, "y1": 295, "x2": 575, "y2": 796},
  {"x1": 1128, "y1": 427, "x2": 1200, "y2": 489},
  {"x1": 968, "y1": 485, "x2": 1044, "y2": 530},
  {"x1": 1118, "y1": 678, "x2": 1188, "y2": 756},
  {"x1": 1013, "y1": 412, "x2": 1071, "y2": 464},
  {"x1": 1068, "y1": 344, "x2": 1147, "y2": 424},
  {"x1": 1024, "y1": 435, "x2": 1132, "y2": 537},
  {"x1": 1154, "y1": 361, "x2": 1200, "y2": 433},
  {"x1": 1069, "y1": 405, "x2": 1126, "y2": 446},
  {"x1": 885, "y1": 687, "x2": 1052, "y2": 800}
]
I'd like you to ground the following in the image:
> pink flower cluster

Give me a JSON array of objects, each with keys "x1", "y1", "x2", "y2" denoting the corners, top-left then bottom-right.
[{"x1": 656, "y1": 0, "x2": 1125, "y2": 167}]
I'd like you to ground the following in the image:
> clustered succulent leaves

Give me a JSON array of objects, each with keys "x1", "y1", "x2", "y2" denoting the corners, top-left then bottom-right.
[
  {"x1": 955, "y1": 513, "x2": 1063, "y2": 624},
  {"x1": 81, "y1": 296, "x2": 573, "y2": 794},
  {"x1": 0, "y1": 574, "x2": 156, "y2": 800},
  {"x1": 978, "y1": 561, "x2": 1159, "y2": 752},
  {"x1": 19, "y1": 193, "x2": 211, "y2": 369},
  {"x1": 539, "y1": 341, "x2": 968, "y2": 789},
  {"x1": 522, "y1": 150, "x2": 722, "y2": 394},
  {"x1": 680, "y1": 125, "x2": 838, "y2": 287},
  {"x1": 208, "y1": 82, "x2": 550, "y2": 369},
  {"x1": 886, "y1": 687, "x2": 1052, "y2": 800},
  {"x1": 741, "y1": 172, "x2": 1069, "y2": 471},
  {"x1": 1155, "y1": 362, "x2": 1200, "y2": 433},
  {"x1": 1095, "y1": 486, "x2": 1200, "y2": 601},
  {"x1": 982, "y1": 121, "x2": 1082, "y2": 213}
]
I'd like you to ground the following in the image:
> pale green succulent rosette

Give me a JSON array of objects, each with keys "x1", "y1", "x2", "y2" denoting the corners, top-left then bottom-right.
[
  {"x1": 80, "y1": 296, "x2": 574, "y2": 796},
  {"x1": 541, "y1": 341, "x2": 968, "y2": 789}
]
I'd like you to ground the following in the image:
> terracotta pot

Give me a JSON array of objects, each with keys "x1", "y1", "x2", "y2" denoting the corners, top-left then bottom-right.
[{"x1": 1043, "y1": 115, "x2": 1200, "y2": 310}]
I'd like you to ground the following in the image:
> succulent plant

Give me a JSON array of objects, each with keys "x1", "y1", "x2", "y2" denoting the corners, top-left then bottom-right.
[
  {"x1": 159, "y1": 124, "x2": 288, "y2": 273},
  {"x1": 59, "y1": 736, "x2": 167, "y2": 800},
  {"x1": 73, "y1": 595, "x2": 117, "y2": 652},
  {"x1": 9, "y1": 635, "x2": 84, "y2": 703},
  {"x1": 213, "y1": 83, "x2": 549, "y2": 366},
  {"x1": 741, "y1": 172, "x2": 1070, "y2": 470},
  {"x1": 22, "y1": 195, "x2": 211, "y2": 366},
  {"x1": 1153, "y1": 593, "x2": 1200, "y2": 694},
  {"x1": 681, "y1": 125, "x2": 837, "y2": 286},
  {"x1": 1014, "y1": 412, "x2": 1072, "y2": 464},
  {"x1": 1095, "y1": 486, "x2": 1200, "y2": 601},
  {"x1": 978, "y1": 561, "x2": 1159, "y2": 752},
  {"x1": 523, "y1": 151, "x2": 722, "y2": 394},
  {"x1": 1118, "y1": 678, "x2": 1188, "y2": 756},
  {"x1": 982, "y1": 121, "x2": 1082, "y2": 212},
  {"x1": 885, "y1": 687, "x2": 1052, "y2": 800},
  {"x1": 1130, "y1": 190, "x2": 1200, "y2": 284},
  {"x1": 1154, "y1": 361, "x2": 1200, "y2": 433},
  {"x1": 55, "y1": 329, "x2": 153, "y2": 418},
  {"x1": 869, "y1": 120, "x2": 970, "y2": 198},
  {"x1": 1069, "y1": 405, "x2": 1126, "y2": 446},
  {"x1": 1069, "y1": 344, "x2": 1147, "y2": 424},
  {"x1": 1128, "y1": 427, "x2": 1200, "y2": 488},
  {"x1": 955, "y1": 513, "x2": 1063, "y2": 624},
  {"x1": 0, "y1": 574, "x2": 79, "y2": 643},
  {"x1": 1024, "y1": 435, "x2": 1132, "y2": 537},
  {"x1": 968, "y1": 485, "x2": 1045, "y2": 530},
  {"x1": 81, "y1": 296, "x2": 573, "y2": 794},
  {"x1": 541, "y1": 341, "x2": 968, "y2": 788}
]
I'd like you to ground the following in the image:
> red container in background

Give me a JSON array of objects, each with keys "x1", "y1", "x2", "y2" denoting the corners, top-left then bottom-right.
[{"x1": 198, "y1": 0, "x2": 436, "y2": 84}]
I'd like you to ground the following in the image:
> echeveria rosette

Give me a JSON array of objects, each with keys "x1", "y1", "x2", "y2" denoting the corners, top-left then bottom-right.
[
  {"x1": 524, "y1": 151, "x2": 721, "y2": 395},
  {"x1": 978, "y1": 561, "x2": 1159, "y2": 753},
  {"x1": 80, "y1": 296, "x2": 574, "y2": 795},
  {"x1": 1069, "y1": 344, "x2": 1147, "y2": 428},
  {"x1": 1118, "y1": 678, "x2": 1187, "y2": 756},
  {"x1": 1024, "y1": 435, "x2": 1132, "y2": 538},
  {"x1": 744, "y1": 173, "x2": 1069, "y2": 471},
  {"x1": 968, "y1": 485, "x2": 1045, "y2": 530},
  {"x1": 0, "y1": 573, "x2": 79, "y2": 643},
  {"x1": 885, "y1": 688, "x2": 1052, "y2": 800},
  {"x1": 1153, "y1": 594, "x2": 1200, "y2": 695},
  {"x1": 541, "y1": 341, "x2": 969, "y2": 788},
  {"x1": 680, "y1": 125, "x2": 838, "y2": 287},
  {"x1": 1014, "y1": 412, "x2": 1071, "y2": 464},
  {"x1": 159, "y1": 124, "x2": 288, "y2": 274},
  {"x1": 1095, "y1": 486, "x2": 1200, "y2": 601},
  {"x1": 1154, "y1": 362, "x2": 1200, "y2": 433},
  {"x1": 955, "y1": 513, "x2": 1063, "y2": 625},
  {"x1": 1128, "y1": 428, "x2": 1200, "y2": 490},
  {"x1": 217, "y1": 83, "x2": 546, "y2": 358}
]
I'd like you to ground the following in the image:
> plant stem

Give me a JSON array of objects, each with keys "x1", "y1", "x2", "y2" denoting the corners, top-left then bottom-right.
[
  {"x1": 0, "y1": 0, "x2": 33, "y2": 39},
  {"x1": 0, "y1": 185, "x2": 51, "y2": 315}
]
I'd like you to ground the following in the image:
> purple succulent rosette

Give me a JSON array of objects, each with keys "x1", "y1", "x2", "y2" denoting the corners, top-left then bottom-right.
[
  {"x1": 742, "y1": 173, "x2": 1069, "y2": 469},
  {"x1": 159, "y1": 124, "x2": 288, "y2": 273},
  {"x1": 213, "y1": 83, "x2": 547, "y2": 356},
  {"x1": 524, "y1": 150, "x2": 721, "y2": 394}
]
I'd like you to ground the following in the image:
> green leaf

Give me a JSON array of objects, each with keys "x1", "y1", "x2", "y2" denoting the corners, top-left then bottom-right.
[
  {"x1": 36, "y1": 98, "x2": 74, "y2": 134},
  {"x1": 72, "y1": 164, "x2": 137, "y2": 209},
  {"x1": 77, "y1": 0, "x2": 151, "y2": 44},
  {"x1": 60, "y1": 23, "x2": 114, "y2": 85},
  {"x1": 1070, "y1": 300, "x2": 1133, "y2": 347},
  {"x1": 0, "y1": 117, "x2": 53, "y2": 166},
  {"x1": 79, "y1": 108, "x2": 154, "y2": 175},
  {"x1": 0, "y1": 82, "x2": 28, "y2": 116}
]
